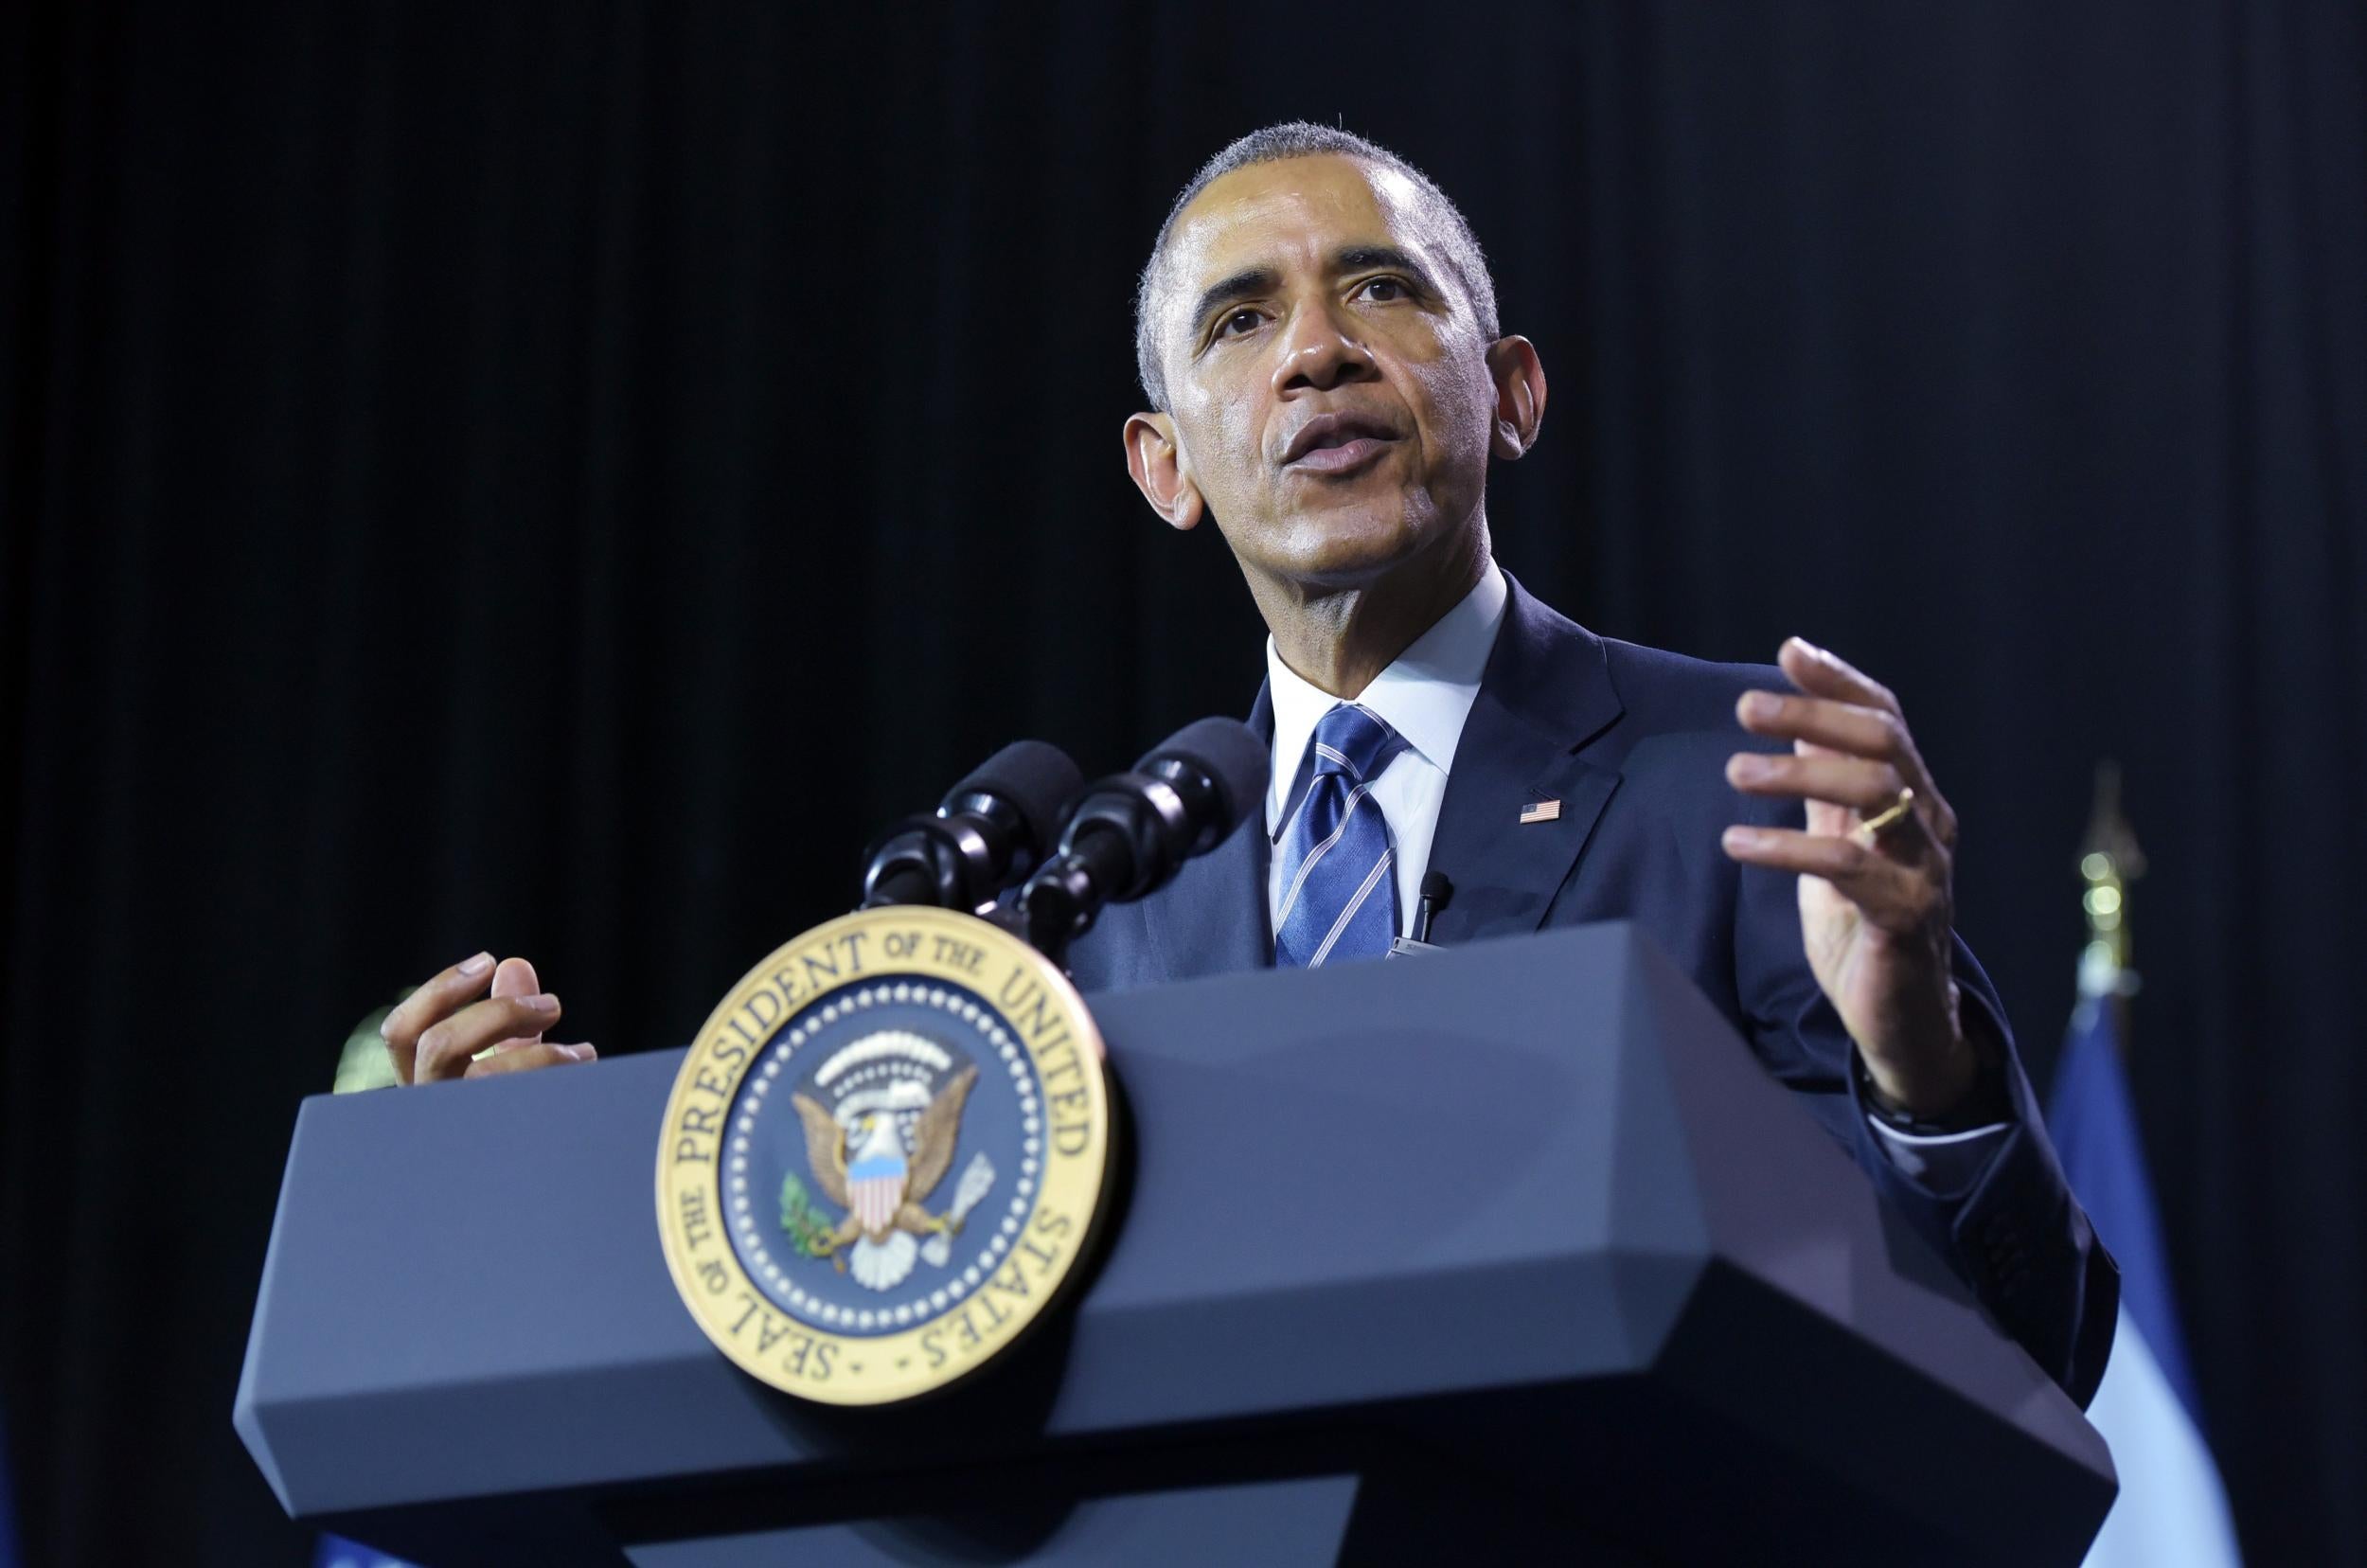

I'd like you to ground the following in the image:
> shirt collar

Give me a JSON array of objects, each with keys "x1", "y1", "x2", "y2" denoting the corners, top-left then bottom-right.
[{"x1": 1263, "y1": 560, "x2": 1509, "y2": 828}]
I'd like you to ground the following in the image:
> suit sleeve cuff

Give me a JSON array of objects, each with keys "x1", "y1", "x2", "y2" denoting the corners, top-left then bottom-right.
[{"x1": 1863, "y1": 1114, "x2": 2014, "y2": 1194}]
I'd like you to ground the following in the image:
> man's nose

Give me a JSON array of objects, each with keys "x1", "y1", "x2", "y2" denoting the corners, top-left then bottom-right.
[{"x1": 1271, "y1": 300, "x2": 1379, "y2": 395}]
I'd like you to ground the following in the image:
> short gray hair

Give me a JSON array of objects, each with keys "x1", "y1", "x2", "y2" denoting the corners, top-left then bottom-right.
[{"x1": 1132, "y1": 122, "x2": 1503, "y2": 411}]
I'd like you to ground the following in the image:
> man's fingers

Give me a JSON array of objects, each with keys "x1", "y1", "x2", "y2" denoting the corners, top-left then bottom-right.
[
  {"x1": 1725, "y1": 751, "x2": 1907, "y2": 812},
  {"x1": 490, "y1": 956, "x2": 541, "y2": 1002},
  {"x1": 1738, "y1": 688, "x2": 1960, "y2": 850},
  {"x1": 489, "y1": 956, "x2": 543, "y2": 1046},
  {"x1": 1718, "y1": 826, "x2": 1940, "y2": 929},
  {"x1": 414, "y1": 993, "x2": 564, "y2": 1082},
  {"x1": 1737, "y1": 689, "x2": 1913, "y2": 764},
  {"x1": 1776, "y1": 637, "x2": 1899, "y2": 716},
  {"x1": 380, "y1": 952, "x2": 497, "y2": 1084},
  {"x1": 464, "y1": 1042, "x2": 596, "y2": 1078}
]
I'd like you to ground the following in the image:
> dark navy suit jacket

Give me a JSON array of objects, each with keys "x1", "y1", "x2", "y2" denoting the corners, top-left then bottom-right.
[{"x1": 1067, "y1": 573, "x2": 2117, "y2": 1407}]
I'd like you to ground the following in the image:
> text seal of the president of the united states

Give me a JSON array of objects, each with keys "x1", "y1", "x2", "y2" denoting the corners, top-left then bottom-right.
[{"x1": 656, "y1": 905, "x2": 1114, "y2": 1404}]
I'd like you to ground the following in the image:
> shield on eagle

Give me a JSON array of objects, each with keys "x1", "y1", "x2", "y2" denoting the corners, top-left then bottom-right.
[{"x1": 845, "y1": 1115, "x2": 908, "y2": 1235}]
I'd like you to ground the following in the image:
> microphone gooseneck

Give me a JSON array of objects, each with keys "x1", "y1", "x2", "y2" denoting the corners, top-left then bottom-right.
[
  {"x1": 861, "y1": 739, "x2": 1086, "y2": 912},
  {"x1": 1018, "y1": 717, "x2": 1268, "y2": 965}
]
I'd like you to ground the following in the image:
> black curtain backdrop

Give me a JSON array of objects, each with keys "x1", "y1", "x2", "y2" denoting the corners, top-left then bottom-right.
[{"x1": 4, "y1": 2, "x2": 2362, "y2": 1562}]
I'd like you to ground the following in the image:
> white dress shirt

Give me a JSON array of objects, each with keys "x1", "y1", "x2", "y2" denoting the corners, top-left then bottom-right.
[
  {"x1": 1264, "y1": 562, "x2": 1508, "y2": 939},
  {"x1": 1259, "y1": 558, "x2": 2008, "y2": 1187}
]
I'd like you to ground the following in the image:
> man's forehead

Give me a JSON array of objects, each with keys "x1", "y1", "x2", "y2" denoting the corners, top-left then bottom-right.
[{"x1": 1165, "y1": 155, "x2": 1443, "y2": 292}]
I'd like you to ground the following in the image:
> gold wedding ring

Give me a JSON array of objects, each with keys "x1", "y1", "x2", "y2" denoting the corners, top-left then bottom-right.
[{"x1": 1853, "y1": 786, "x2": 1916, "y2": 843}]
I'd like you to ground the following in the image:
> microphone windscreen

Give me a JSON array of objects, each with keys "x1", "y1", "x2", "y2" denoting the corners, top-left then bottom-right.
[
  {"x1": 952, "y1": 739, "x2": 1086, "y2": 856},
  {"x1": 1138, "y1": 717, "x2": 1268, "y2": 834}
]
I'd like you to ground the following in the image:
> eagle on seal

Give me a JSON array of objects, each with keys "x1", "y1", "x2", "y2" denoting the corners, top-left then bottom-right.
[{"x1": 792, "y1": 1063, "x2": 978, "y2": 1292}]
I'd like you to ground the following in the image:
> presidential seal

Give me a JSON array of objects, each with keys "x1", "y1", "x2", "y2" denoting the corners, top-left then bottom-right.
[{"x1": 655, "y1": 904, "x2": 1113, "y2": 1405}]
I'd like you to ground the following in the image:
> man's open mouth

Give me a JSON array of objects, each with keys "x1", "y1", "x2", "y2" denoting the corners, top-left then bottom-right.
[{"x1": 1281, "y1": 412, "x2": 1400, "y2": 472}]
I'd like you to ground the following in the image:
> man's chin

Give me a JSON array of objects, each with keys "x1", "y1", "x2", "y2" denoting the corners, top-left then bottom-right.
[{"x1": 1261, "y1": 502, "x2": 1442, "y2": 587}]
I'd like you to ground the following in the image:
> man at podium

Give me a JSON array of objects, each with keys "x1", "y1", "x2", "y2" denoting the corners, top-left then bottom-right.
[{"x1": 375, "y1": 122, "x2": 2114, "y2": 1408}]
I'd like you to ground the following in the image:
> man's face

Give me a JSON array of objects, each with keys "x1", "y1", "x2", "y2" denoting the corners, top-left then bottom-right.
[{"x1": 1148, "y1": 155, "x2": 1500, "y2": 589}]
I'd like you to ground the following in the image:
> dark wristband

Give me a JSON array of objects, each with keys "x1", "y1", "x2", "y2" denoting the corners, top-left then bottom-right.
[{"x1": 1855, "y1": 1029, "x2": 2011, "y2": 1134}]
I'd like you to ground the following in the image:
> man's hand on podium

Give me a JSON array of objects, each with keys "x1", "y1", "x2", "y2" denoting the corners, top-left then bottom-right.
[{"x1": 380, "y1": 953, "x2": 597, "y2": 1085}]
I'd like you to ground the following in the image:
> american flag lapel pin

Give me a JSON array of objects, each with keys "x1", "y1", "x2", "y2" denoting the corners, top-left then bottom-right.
[{"x1": 1520, "y1": 799, "x2": 1561, "y2": 824}]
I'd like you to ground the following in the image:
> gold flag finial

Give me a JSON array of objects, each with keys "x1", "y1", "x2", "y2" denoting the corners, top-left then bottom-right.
[{"x1": 2076, "y1": 762, "x2": 2144, "y2": 1007}]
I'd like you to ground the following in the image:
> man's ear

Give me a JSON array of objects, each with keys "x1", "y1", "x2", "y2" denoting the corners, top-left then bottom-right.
[
  {"x1": 1484, "y1": 335, "x2": 1548, "y2": 460},
  {"x1": 1123, "y1": 411, "x2": 1205, "y2": 531}
]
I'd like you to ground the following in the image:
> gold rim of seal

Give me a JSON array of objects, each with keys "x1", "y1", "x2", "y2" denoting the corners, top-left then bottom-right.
[{"x1": 654, "y1": 904, "x2": 1113, "y2": 1406}]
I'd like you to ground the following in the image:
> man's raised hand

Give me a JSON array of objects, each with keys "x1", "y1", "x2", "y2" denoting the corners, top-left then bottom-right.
[
  {"x1": 380, "y1": 952, "x2": 596, "y2": 1085},
  {"x1": 1718, "y1": 637, "x2": 1984, "y2": 1119}
]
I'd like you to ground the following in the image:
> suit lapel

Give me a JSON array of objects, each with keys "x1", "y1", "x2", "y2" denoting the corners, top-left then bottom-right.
[
  {"x1": 1425, "y1": 573, "x2": 1626, "y2": 946},
  {"x1": 1132, "y1": 576, "x2": 1626, "y2": 969},
  {"x1": 1134, "y1": 683, "x2": 1276, "y2": 978}
]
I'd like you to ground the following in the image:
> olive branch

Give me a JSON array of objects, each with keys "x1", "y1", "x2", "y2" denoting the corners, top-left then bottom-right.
[{"x1": 777, "y1": 1173, "x2": 837, "y2": 1257}]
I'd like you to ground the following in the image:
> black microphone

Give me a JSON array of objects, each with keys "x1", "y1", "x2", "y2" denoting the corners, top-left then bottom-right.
[
  {"x1": 1018, "y1": 717, "x2": 1268, "y2": 962},
  {"x1": 1411, "y1": 871, "x2": 1451, "y2": 944},
  {"x1": 862, "y1": 739, "x2": 1086, "y2": 912},
  {"x1": 1390, "y1": 872, "x2": 1453, "y2": 958}
]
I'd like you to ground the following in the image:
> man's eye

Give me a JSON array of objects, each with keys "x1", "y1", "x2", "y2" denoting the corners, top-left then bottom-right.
[
  {"x1": 1216, "y1": 309, "x2": 1263, "y2": 338},
  {"x1": 1358, "y1": 276, "x2": 1408, "y2": 303}
]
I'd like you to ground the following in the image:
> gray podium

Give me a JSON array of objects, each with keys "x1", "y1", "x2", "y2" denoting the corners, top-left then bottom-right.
[{"x1": 235, "y1": 923, "x2": 2114, "y2": 1565}]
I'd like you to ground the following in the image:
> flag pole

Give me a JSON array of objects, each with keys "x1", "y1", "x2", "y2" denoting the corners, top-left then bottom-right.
[{"x1": 2053, "y1": 770, "x2": 2246, "y2": 1566}]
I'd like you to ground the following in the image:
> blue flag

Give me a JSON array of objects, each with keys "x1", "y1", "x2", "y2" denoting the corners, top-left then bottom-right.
[
  {"x1": 314, "y1": 1535, "x2": 421, "y2": 1568},
  {"x1": 2048, "y1": 993, "x2": 2242, "y2": 1567}
]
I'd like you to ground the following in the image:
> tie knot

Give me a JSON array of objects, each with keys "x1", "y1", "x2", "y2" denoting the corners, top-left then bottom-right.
[{"x1": 1308, "y1": 703, "x2": 1405, "y2": 784}]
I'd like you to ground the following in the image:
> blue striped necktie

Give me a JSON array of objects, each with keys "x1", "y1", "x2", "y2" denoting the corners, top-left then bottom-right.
[{"x1": 1274, "y1": 703, "x2": 1408, "y2": 968}]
